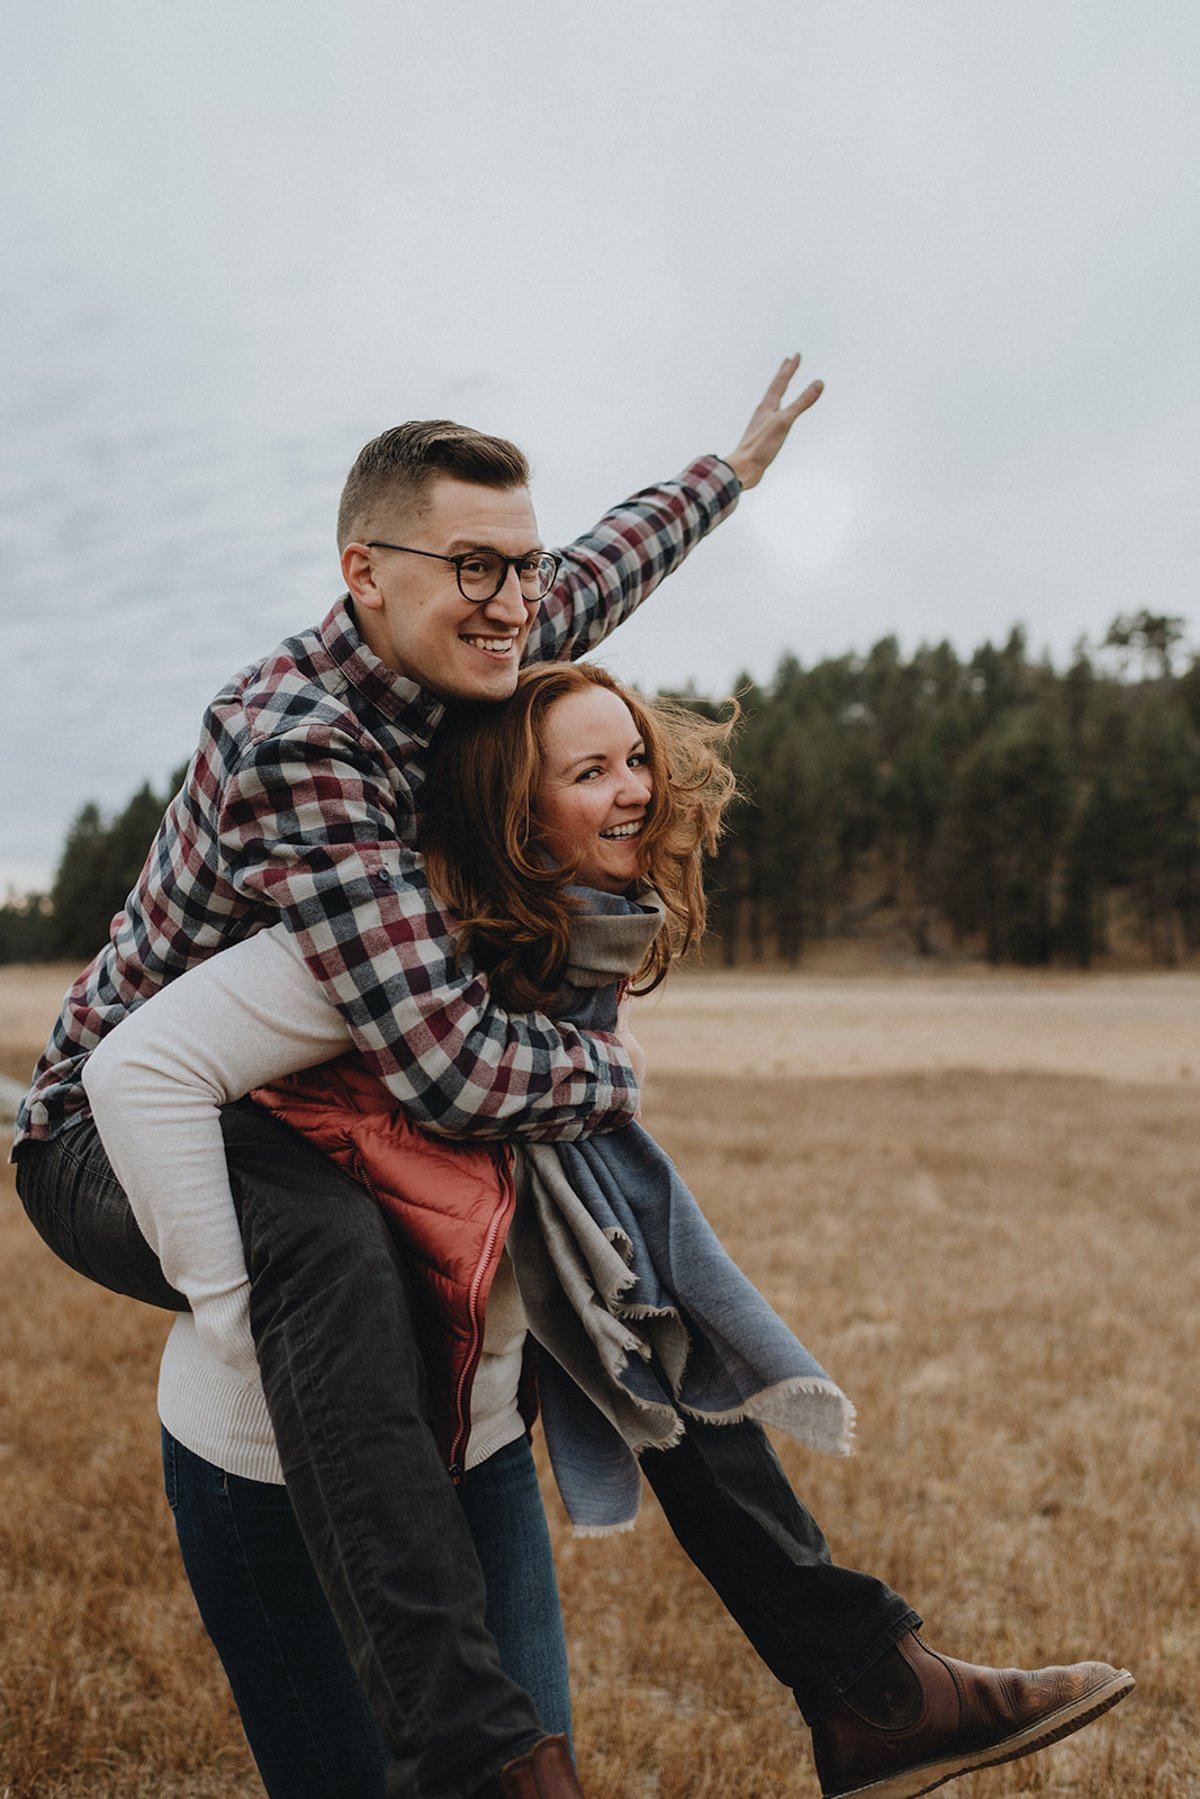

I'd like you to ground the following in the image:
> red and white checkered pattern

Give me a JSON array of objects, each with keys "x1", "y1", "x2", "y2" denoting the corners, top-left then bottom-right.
[{"x1": 16, "y1": 457, "x2": 738, "y2": 1149}]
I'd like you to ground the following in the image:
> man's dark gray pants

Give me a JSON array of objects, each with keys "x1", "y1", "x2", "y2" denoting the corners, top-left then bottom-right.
[{"x1": 17, "y1": 1099, "x2": 919, "y2": 1779}]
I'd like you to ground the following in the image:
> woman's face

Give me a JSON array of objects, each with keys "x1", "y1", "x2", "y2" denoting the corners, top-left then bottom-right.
[{"x1": 534, "y1": 686, "x2": 654, "y2": 893}]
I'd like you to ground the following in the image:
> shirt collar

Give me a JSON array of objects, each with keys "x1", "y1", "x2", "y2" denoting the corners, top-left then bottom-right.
[{"x1": 317, "y1": 596, "x2": 446, "y2": 746}]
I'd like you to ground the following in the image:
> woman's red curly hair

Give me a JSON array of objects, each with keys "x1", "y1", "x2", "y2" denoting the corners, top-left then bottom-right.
[{"x1": 421, "y1": 662, "x2": 738, "y2": 1011}]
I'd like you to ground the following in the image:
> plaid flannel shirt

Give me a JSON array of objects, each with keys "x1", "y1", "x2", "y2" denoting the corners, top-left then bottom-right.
[{"x1": 16, "y1": 456, "x2": 739, "y2": 1151}]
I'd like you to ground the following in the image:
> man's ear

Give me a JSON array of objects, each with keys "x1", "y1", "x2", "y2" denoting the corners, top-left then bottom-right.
[{"x1": 342, "y1": 543, "x2": 382, "y2": 612}]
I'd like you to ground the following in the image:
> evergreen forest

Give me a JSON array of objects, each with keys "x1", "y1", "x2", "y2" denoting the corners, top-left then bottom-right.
[{"x1": 4, "y1": 612, "x2": 1198, "y2": 971}]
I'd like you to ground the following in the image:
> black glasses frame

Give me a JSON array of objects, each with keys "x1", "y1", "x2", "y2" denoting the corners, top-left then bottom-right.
[{"x1": 364, "y1": 541, "x2": 562, "y2": 604}]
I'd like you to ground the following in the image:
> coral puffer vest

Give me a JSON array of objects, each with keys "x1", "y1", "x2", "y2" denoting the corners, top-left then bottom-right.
[{"x1": 253, "y1": 1057, "x2": 518, "y2": 1478}]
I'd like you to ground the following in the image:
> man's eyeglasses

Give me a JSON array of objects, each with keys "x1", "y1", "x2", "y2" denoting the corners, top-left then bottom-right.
[{"x1": 365, "y1": 542, "x2": 562, "y2": 604}]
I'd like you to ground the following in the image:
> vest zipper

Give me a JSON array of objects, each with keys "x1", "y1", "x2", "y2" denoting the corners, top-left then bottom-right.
[{"x1": 447, "y1": 1147, "x2": 517, "y2": 1483}]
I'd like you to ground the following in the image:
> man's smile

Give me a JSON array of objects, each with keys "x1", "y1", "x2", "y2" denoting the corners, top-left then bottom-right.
[{"x1": 461, "y1": 633, "x2": 519, "y2": 657}]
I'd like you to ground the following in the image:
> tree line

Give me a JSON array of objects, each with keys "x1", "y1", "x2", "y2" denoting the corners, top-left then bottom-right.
[
  {"x1": 0, "y1": 774, "x2": 186, "y2": 965},
  {"x1": 703, "y1": 611, "x2": 1199, "y2": 967},
  {"x1": 3, "y1": 612, "x2": 1198, "y2": 970}
]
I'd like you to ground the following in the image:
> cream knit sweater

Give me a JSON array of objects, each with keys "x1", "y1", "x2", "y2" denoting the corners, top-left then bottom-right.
[{"x1": 82, "y1": 923, "x2": 526, "y2": 1484}]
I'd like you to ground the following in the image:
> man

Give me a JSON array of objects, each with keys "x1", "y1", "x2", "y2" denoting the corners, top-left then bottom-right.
[{"x1": 14, "y1": 362, "x2": 1131, "y2": 1799}]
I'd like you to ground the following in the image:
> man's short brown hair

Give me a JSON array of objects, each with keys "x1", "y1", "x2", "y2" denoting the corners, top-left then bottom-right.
[{"x1": 336, "y1": 420, "x2": 531, "y2": 550}]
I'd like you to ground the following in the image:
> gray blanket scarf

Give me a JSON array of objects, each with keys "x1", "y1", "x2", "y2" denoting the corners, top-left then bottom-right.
[{"x1": 507, "y1": 888, "x2": 854, "y2": 1535}]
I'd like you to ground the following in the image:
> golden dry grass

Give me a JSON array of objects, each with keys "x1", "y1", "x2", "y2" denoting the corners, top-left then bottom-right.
[{"x1": 2, "y1": 965, "x2": 1197, "y2": 1796}]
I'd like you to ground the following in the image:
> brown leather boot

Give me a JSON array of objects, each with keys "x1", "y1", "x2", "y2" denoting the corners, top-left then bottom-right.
[
  {"x1": 811, "y1": 1631, "x2": 1133, "y2": 1799},
  {"x1": 477, "y1": 1734, "x2": 584, "y2": 1797}
]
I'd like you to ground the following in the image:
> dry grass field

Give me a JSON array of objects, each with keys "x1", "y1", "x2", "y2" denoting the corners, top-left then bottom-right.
[{"x1": 1, "y1": 963, "x2": 1197, "y2": 1797}]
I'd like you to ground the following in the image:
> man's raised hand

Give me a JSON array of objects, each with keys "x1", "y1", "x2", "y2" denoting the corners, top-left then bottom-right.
[{"x1": 723, "y1": 354, "x2": 824, "y2": 491}]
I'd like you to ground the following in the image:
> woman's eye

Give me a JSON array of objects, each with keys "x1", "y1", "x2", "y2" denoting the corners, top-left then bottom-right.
[{"x1": 575, "y1": 767, "x2": 602, "y2": 783}]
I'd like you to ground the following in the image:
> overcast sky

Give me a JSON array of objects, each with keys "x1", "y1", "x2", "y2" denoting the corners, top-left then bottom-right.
[{"x1": 1, "y1": 1, "x2": 1197, "y2": 894}]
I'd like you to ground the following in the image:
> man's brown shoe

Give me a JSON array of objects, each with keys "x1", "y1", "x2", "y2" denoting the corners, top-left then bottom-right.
[
  {"x1": 481, "y1": 1734, "x2": 583, "y2": 1797},
  {"x1": 812, "y1": 1632, "x2": 1134, "y2": 1799}
]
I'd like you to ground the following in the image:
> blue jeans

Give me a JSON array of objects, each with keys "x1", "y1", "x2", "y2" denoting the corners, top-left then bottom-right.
[
  {"x1": 453, "y1": 1439, "x2": 572, "y2": 1751},
  {"x1": 164, "y1": 1430, "x2": 570, "y2": 1799}
]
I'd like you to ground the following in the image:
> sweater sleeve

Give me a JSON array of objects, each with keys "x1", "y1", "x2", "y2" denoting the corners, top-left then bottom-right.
[{"x1": 82, "y1": 925, "x2": 352, "y2": 1380}]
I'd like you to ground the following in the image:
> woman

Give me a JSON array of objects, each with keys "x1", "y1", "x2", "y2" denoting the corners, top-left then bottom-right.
[
  {"x1": 82, "y1": 664, "x2": 1131, "y2": 1799},
  {"x1": 82, "y1": 663, "x2": 854, "y2": 1790},
  {"x1": 251, "y1": 668, "x2": 854, "y2": 1530}
]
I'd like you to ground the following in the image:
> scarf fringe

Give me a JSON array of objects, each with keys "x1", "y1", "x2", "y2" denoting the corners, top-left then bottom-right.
[
  {"x1": 679, "y1": 1376, "x2": 857, "y2": 1458},
  {"x1": 564, "y1": 1382, "x2": 855, "y2": 1537},
  {"x1": 571, "y1": 1516, "x2": 639, "y2": 1539}
]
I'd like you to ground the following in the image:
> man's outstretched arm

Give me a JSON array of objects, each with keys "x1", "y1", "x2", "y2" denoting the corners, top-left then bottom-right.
[{"x1": 214, "y1": 357, "x2": 825, "y2": 1139}]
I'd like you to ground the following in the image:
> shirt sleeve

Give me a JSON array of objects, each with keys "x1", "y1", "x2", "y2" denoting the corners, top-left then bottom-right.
[
  {"x1": 217, "y1": 728, "x2": 640, "y2": 1141},
  {"x1": 81, "y1": 925, "x2": 353, "y2": 1380},
  {"x1": 525, "y1": 455, "x2": 740, "y2": 665}
]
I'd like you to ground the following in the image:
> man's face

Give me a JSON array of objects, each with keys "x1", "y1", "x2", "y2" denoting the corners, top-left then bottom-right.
[{"x1": 346, "y1": 476, "x2": 542, "y2": 702}]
